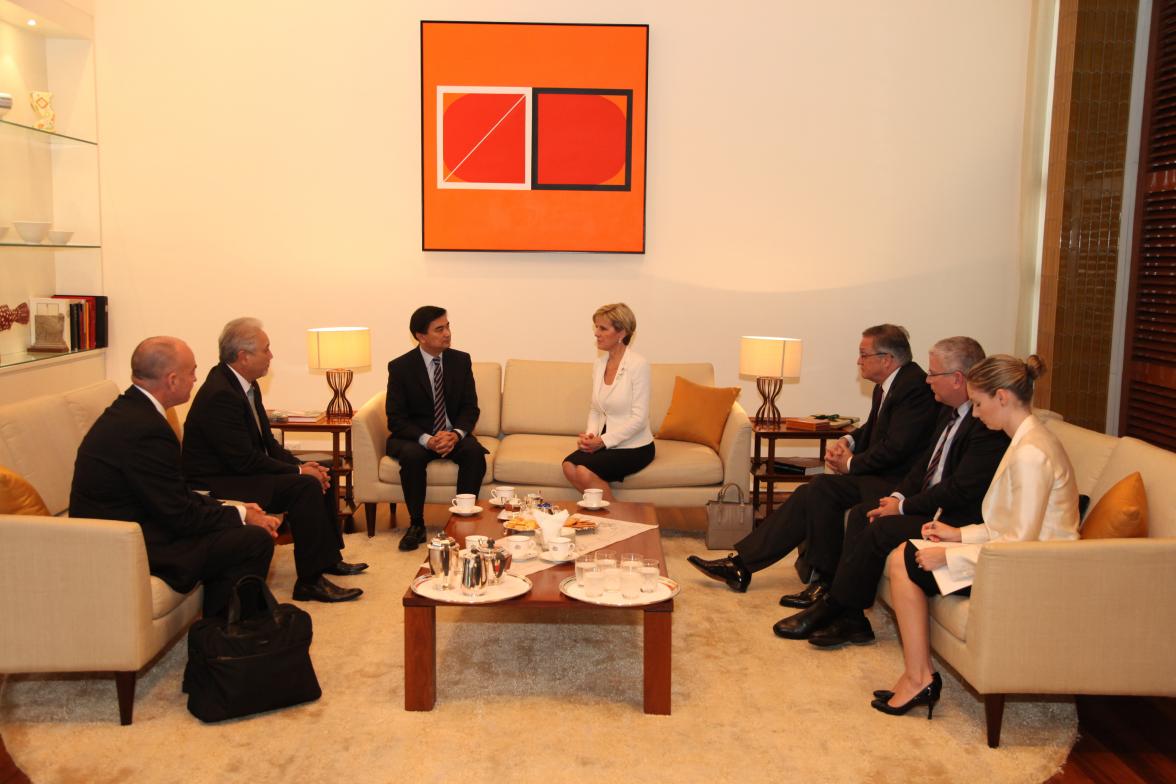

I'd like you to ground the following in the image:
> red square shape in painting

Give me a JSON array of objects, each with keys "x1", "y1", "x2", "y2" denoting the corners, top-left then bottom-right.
[
  {"x1": 533, "y1": 89, "x2": 632, "y2": 190},
  {"x1": 439, "y1": 89, "x2": 529, "y2": 188}
]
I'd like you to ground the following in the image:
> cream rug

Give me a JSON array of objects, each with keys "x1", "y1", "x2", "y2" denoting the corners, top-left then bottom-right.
[{"x1": 1, "y1": 531, "x2": 1076, "y2": 783}]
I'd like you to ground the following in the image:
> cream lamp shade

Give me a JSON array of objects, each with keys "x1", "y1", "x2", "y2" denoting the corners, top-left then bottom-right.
[
  {"x1": 307, "y1": 327, "x2": 371, "y2": 418},
  {"x1": 739, "y1": 336, "x2": 802, "y2": 426}
]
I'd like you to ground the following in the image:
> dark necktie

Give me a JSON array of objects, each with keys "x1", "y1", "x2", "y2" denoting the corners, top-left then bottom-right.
[
  {"x1": 922, "y1": 409, "x2": 959, "y2": 490},
  {"x1": 432, "y1": 357, "x2": 447, "y2": 434},
  {"x1": 246, "y1": 385, "x2": 264, "y2": 436}
]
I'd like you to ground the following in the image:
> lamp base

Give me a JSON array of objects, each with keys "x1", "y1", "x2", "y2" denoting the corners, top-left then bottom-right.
[
  {"x1": 324, "y1": 368, "x2": 354, "y2": 419},
  {"x1": 754, "y1": 376, "x2": 783, "y2": 427}
]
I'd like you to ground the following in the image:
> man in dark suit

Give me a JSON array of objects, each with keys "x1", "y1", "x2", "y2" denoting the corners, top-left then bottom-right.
[
  {"x1": 386, "y1": 305, "x2": 487, "y2": 551},
  {"x1": 182, "y1": 318, "x2": 365, "y2": 604},
  {"x1": 773, "y1": 336, "x2": 1010, "y2": 643},
  {"x1": 70, "y1": 337, "x2": 278, "y2": 618},
  {"x1": 688, "y1": 324, "x2": 938, "y2": 597}
]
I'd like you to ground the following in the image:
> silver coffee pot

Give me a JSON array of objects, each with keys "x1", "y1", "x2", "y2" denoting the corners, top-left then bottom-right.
[
  {"x1": 459, "y1": 548, "x2": 488, "y2": 596},
  {"x1": 476, "y1": 539, "x2": 512, "y2": 585},
  {"x1": 427, "y1": 531, "x2": 460, "y2": 590}
]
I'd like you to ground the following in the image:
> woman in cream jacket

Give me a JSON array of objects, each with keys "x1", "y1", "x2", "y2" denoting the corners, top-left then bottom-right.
[
  {"x1": 873, "y1": 354, "x2": 1079, "y2": 718},
  {"x1": 562, "y1": 303, "x2": 655, "y2": 502}
]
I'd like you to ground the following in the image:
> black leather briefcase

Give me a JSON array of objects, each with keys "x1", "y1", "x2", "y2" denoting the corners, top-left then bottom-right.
[{"x1": 184, "y1": 575, "x2": 321, "y2": 722}]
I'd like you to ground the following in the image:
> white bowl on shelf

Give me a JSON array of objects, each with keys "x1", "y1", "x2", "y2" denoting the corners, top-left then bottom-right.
[
  {"x1": 47, "y1": 230, "x2": 73, "y2": 245},
  {"x1": 13, "y1": 221, "x2": 51, "y2": 244}
]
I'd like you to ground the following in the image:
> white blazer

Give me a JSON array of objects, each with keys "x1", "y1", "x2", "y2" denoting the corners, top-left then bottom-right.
[
  {"x1": 586, "y1": 348, "x2": 654, "y2": 450},
  {"x1": 945, "y1": 414, "x2": 1080, "y2": 582}
]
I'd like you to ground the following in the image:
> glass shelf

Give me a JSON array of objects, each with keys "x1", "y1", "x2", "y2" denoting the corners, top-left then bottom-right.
[
  {"x1": 0, "y1": 118, "x2": 97, "y2": 146},
  {"x1": 0, "y1": 241, "x2": 101, "y2": 249},
  {"x1": 0, "y1": 347, "x2": 106, "y2": 372}
]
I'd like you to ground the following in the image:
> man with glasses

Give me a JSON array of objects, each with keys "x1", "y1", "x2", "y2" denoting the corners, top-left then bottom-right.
[
  {"x1": 688, "y1": 324, "x2": 938, "y2": 607},
  {"x1": 774, "y1": 336, "x2": 1009, "y2": 645}
]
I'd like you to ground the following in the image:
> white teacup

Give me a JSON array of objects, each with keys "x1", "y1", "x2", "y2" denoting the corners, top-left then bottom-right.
[
  {"x1": 560, "y1": 526, "x2": 577, "y2": 542},
  {"x1": 466, "y1": 534, "x2": 490, "y2": 551},
  {"x1": 492, "y1": 486, "x2": 515, "y2": 504},
  {"x1": 545, "y1": 536, "x2": 576, "y2": 558},
  {"x1": 503, "y1": 534, "x2": 535, "y2": 559},
  {"x1": 451, "y1": 493, "x2": 476, "y2": 511},
  {"x1": 582, "y1": 489, "x2": 604, "y2": 508}
]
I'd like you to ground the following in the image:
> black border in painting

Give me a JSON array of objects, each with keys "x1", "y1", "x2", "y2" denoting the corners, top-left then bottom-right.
[
  {"x1": 420, "y1": 20, "x2": 649, "y2": 254},
  {"x1": 530, "y1": 88, "x2": 633, "y2": 192}
]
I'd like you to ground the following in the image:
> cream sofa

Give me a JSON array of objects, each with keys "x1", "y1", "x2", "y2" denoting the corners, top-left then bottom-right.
[
  {"x1": 0, "y1": 380, "x2": 203, "y2": 725},
  {"x1": 878, "y1": 416, "x2": 1176, "y2": 747},
  {"x1": 352, "y1": 359, "x2": 753, "y2": 534}
]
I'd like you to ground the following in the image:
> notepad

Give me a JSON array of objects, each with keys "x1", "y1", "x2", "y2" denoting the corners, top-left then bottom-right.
[{"x1": 907, "y1": 539, "x2": 973, "y2": 595}]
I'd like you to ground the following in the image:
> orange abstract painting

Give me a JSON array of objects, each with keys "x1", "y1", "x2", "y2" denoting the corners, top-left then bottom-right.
[{"x1": 421, "y1": 21, "x2": 649, "y2": 253}]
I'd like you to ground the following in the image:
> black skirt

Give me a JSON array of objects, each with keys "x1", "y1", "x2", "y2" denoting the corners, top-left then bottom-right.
[
  {"x1": 902, "y1": 541, "x2": 972, "y2": 598},
  {"x1": 562, "y1": 441, "x2": 655, "y2": 483}
]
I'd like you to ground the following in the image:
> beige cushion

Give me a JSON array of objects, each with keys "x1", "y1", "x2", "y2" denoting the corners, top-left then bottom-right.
[
  {"x1": 494, "y1": 434, "x2": 580, "y2": 486},
  {"x1": 1042, "y1": 418, "x2": 1117, "y2": 496},
  {"x1": 378, "y1": 436, "x2": 498, "y2": 485},
  {"x1": 929, "y1": 594, "x2": 971, "y2": 642},
  {"x1": 501, "y1": 360, "x2": 592, "y2": 436},
  {"x1": 0, "y1": 466, "x2": 51, "y2": 515},
  {"x1": 1092, "y1": 438, "x2": 1176, "y2": 538},
  {"x1": 619, "y1": 439, "x2": 724, "y2": 488},
  {"x1": 151, "y1": 577, "x2": 196, "y2": 620},
  {"x1": 1081, "y1": 472, "x2": 1148, "y2": 539},
  {"x1": 655, "y1": 376, "x2": 739, "y2": 452}
]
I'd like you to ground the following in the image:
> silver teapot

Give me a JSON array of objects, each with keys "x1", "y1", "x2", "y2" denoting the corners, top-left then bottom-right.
[
  {"x1": 476, "y1": 538, "x2": 512, "y2": 585},
  {"x1": 427, "y1": 531, "x2": 460, "y2": 590},
  {"x1": 459, "y1": 548, "x2": 488, "y2": 596}
]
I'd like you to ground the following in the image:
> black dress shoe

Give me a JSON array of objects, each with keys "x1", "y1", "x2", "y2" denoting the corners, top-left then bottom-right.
[
  {"x1": 399, "y1": 524, "x2": 427, "y2": 552},
  {"x1": 772, "y1": 597, "x2": 840, "y2": 639},
  {"x1": 808, "y1": 613, "x2": 876, "y2": 649},
  {"x1": 323, "y1": 560, "x2": 369, "y2": 576},
  {"x1": 686, "y1": 554, "x2": 751, "y2": 592},
  {"x1": 779, "y1": 581, "x2": 829, "y2": 608},
  {"x1": 293, "y1": 575, "x2": 363, "y2": 603}
]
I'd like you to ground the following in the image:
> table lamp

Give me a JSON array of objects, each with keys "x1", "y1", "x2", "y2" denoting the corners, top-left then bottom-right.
[
  {"x1": 739, "y1": 336, "x2": 803, "y2": 427},
  {"x1": 307, "y1": 327, "x2": 371, "y2": 418}
]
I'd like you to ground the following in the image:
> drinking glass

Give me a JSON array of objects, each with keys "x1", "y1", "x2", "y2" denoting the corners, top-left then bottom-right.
[
  {"x1": 583, "y1": 564, "x2": 604, "y2": 597},
  {"x1": 574, "y1": 552, "x2": 596, "y2": 587},
  {"x1": 596, "y1": 550, "x2": 619, "y2": 592},
  {"x1": 640, "y1": 559, "x2": 660, "y2": 593},
  {"x1": 620, "y1": 566, "x2": 642, "y2": 598}
]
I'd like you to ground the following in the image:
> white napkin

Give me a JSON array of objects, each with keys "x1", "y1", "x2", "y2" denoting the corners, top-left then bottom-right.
[{"x1": 533, "y1": 507, "x2": 570, "y2": 546}]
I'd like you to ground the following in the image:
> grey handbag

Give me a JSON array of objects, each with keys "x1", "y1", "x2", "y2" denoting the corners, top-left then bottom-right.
[{"x1": 705, "y1": 483, "x2": 754, "y2": 550}]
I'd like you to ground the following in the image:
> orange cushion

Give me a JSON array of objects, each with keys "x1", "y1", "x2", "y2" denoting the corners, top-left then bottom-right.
[
  {"x1": 655, "y1": 376, "x2": 740, "y2": 452},
  {"x1": 0, "y1": 466, "x2": 51, "y2": 516},
  {"x1": 1081, "y1": 472, "x2": 1148, "y2": 539}
]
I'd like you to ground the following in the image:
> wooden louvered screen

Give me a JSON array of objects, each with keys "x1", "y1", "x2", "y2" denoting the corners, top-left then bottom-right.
[{"x1": 1122, "y1": 0, "x2": 1176, "y2": 450}]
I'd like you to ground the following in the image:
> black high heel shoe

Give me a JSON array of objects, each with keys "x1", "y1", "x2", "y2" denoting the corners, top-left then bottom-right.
[{"x1": 870, "y1": 672, "x2": 942, "y2": 719}]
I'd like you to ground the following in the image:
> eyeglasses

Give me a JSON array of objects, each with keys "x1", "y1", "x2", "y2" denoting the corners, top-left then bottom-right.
[
  {"x1": 857, "y1": 351, "x2": 891, "y2": 360},
  {"x1": 926, "y1": 370, "x2": 959, "y2": 378}
]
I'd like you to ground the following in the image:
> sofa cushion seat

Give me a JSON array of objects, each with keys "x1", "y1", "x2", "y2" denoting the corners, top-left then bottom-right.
[
  {"x1": 151, "y1": 577, "x2": 196, "y2": 620},
  {"x1": 929, "y1": 594, "x2": 971, "y2": 642},
  {"x1": 618, "y1": 439, "x2": 724, "y2": 488},
  {"x1": 493, "y1": 434, "x2": 579, "y2": 486},
  {"x1": 377, "y1": 436, "x2": 499, "y2": 484}
]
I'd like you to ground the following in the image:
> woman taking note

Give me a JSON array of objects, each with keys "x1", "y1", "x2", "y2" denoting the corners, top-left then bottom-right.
[
  {"x1": 562, "y1": 303, "x2": 655, "y2": 502},
  {"x1": 873, "y1": 354, "x2": 1079, "y2": 718}
]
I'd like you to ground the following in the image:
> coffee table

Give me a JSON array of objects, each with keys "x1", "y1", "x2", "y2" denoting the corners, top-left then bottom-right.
[{"x1": 402, "y1": 500, "x2": 673, "y2": 714}]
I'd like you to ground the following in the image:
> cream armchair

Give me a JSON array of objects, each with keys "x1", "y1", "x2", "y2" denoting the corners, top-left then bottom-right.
[{"x1": 0, "y1": 381, "x2": 203, "y2": 725}]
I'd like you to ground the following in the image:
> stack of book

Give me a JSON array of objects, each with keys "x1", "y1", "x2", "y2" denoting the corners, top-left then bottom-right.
[
  {"x1": 784, "y1": 415, "x2": 857, "y2": 430},
  {"x1": 267, "y1": 410, "x2": 322, "y2": 423},
  {"x1": 29, "y1": 295, "x2": 109, "y2": 351},
  {"x1": 771, "y1": 456, "x2": 825, "y2": 476}
]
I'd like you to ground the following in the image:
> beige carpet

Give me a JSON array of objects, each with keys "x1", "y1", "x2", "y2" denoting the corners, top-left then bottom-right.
[{"x1": 1, "y1": 530, "x2": 1076, "y2": 783}]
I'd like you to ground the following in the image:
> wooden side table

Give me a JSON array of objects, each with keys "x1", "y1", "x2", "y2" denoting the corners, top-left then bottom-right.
[
  {"x1": 268, "y1": 415, "x2": 356, "y2": 533},
  {"x1": 750, "y1": 422, "x2": 854, "y2": 521}
]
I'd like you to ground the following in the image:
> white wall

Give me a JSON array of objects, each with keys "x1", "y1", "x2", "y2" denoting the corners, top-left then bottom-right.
[{"x1": 92, "y1": 0, "x2": 1035, "y2": 423}]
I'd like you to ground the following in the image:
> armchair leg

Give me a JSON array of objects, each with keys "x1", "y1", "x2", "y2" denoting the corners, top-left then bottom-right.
[
  {"x1": 389, "y1": 502, "x2": 397, "y2": 529},
  {"x1": 115, "y1": 671, "x2": 136, "y2": 725},
  {"x1": 984, "y1": 694, "x2": 1005, "y2": 748},
  {"x1": 365, "y1": 503, "x2": 377, "y2": 537}
]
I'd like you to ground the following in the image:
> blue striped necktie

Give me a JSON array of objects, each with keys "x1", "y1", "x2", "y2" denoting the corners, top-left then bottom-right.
[{"x1": 432, "y1": 357, "x2": 446, "y2": 434}]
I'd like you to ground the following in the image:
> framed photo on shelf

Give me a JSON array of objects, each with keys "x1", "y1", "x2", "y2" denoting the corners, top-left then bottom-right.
[{"x1": 421, "y1": 20, "x2": 649, "y2": 253}]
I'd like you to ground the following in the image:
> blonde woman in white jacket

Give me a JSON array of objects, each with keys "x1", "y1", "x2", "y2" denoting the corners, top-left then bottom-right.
[
  {"x1": 873, "y1": 354, "x2": 1079, "y2": 718},
  {"x1": 562, "y1": 303, "x2": 655, "y2": 502}
]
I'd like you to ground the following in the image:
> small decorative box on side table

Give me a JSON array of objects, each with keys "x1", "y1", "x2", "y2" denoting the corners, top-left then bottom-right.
[
  {"x1": 268, "y1": 414, "x2": 356, "y2": 532},
  {"x1": 751, "y1": 420, "x2": 854, "y2": 522}
]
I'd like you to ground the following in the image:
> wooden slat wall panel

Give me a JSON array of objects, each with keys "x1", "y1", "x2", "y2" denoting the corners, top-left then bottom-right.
[{"x1": 1121, "y1": 0, "x2": 1176, "y2": 450}]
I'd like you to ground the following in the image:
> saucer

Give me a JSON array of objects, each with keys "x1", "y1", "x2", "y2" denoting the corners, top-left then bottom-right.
[
  {"x1": 508, "y1": 546, "x2": 539, "y2": 562},
  {"x1": 539, "y1": 550, "x2": 578, "y2": 563},
  {"x1": 488, "y1": 497, "x2": 506, "y2": 507},
  {"x1": 448, "y1": 505, "x2": 483, "y2": 516},
  {"x1": 576, "y1": 499, "x2": 610, "y2": 510}
]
